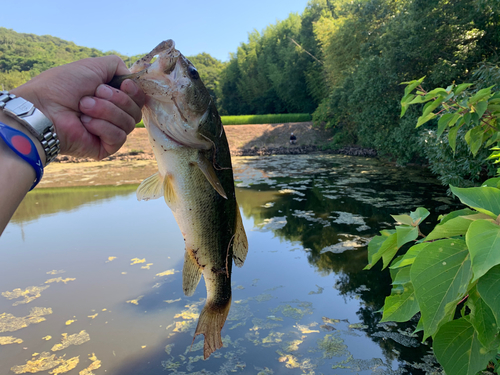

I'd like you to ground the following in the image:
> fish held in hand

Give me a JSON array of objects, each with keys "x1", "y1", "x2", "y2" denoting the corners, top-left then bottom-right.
[{"x1": 110, "y1": 40, "x2": 248, "y2": 359}]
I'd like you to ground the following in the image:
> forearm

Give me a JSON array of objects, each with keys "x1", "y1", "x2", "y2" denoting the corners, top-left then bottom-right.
[{"x1": 0, "y1": 111, "x2": 46, "y2": 235}]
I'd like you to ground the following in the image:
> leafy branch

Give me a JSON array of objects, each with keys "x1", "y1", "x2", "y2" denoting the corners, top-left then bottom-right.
[
  {"x1": 366, "y1": 182, "x2": 500, "y2": 375},
  {"x1": 366, "y1": 79, "x2": 500, "y2": 375},
  {"x1": 401, "y1": 77, "x2": 500, "y2": 162}
]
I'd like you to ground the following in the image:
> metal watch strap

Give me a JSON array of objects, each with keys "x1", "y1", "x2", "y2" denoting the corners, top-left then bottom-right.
[{"x1": 0, "y1": 91, "x2": 60, "y2": 164}]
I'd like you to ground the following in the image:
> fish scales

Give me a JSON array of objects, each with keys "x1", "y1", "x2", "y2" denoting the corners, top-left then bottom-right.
[{"x1": 109, "y1": 40, "x2": 248, "y2": 359}]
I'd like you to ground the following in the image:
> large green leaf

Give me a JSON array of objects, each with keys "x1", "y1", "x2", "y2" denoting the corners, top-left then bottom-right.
[
  {"x1": 390, "y1": 242, "x2": 429, "y2": 269},
  {"x1": 410, "y1": 207, "x2": 430, "y2": 223},
  {"x1": 437, "y1": 113, "x2": 460, "y2": 138},
  {"x1": 411, "y1": 239, "x2": 472, "y2": 340},
  {"x1": 477, "y1": 264, "x2": 500, "y2": 327},
  {"x1": 464, "y1": 126, "x2": 485, "y2": 156},
  {"x1": 482, "y1": 177, "x2": 500, "y2": 188},
  {"x1": 466, "y1": 219, "x2": 500, "y2": 281},
  {"x1": 425, "y1": 215, "x2": 473, "y2": 240},
  {"x1": 396, "y1": 225, "x2": 418, "y2": 248},
  {"x1": 474, "y1": 100, "x2": 488, "y2": 118},
  {"x1": 433, "y1": 318, "x2": 496, "y2": 375},
  {"x1": 402, "y1": 77, "x2": 424, "y2": 96},
  {"x1": 468, "y1": 86, "x2": 494, "y2": 105},
  {"x1": 467, "y1": 286, "x2": 499, "y2": 348},
  {"x1": 391, "y1": 214, "x2": 413, "y2": 226},
  {"x1": 366, "y1": 234, "x2": 386, "y2": 266},
  {"x1": 416, "y1": 112, "x2": 437, "y2": 127},
  {"x1": 381, "y1": 281, "x2": 419, "y2": 323},
  {"x1": 450, "y1": 185, "x2": 500, "y2": 218},
  {"x1": 448, "y1": 125, "x2": 460, "y2": 152},
  {"x1": 438, "y1": 208, "x2": 477, "y2": 224},
  {"x1": 392, "y1": 266, "x2": 411, "y2": 285},
  {"x1": 454, "y1": 83, "x2": 473, "y2": 96},
  {"x1": 365, "y1": 230, "x2": 398, "y2": 270},
  {"x1": 414, "y1": 315, "x2": 424, "y2": 334}
]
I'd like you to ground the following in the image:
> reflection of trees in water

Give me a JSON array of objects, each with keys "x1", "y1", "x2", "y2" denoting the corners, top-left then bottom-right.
[
  {"x1": 237, "y1": 179, "x2": 439, "y2": 373},
  {"x1": 12, "y1": 185, "x2": 138, "y2": 224}
]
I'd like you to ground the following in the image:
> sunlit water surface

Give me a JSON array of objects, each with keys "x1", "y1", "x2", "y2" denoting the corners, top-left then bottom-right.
[{"x1": 0, "y1": 154, "x2": 456, "y2": 375}]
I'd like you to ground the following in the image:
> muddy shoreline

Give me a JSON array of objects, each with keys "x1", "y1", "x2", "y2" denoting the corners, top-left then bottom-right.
[
  {"x1": 39, "y1": 123, "x2": 377, "y2": 189},
  {"x1": 51, "y1": 123, "x2": 377, "y2": 163}
]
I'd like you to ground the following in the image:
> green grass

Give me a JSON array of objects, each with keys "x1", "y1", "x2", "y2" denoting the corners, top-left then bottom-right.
[
  {"x1": 135, "y1": 113, "x2": 311, "y2": 127},
  {"x1": 221, "y1": 113, "x2": 311, "y2": 125}
]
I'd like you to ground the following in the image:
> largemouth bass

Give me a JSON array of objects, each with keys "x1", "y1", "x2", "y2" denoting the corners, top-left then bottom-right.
[{"x1": 110, "y1": 40, "x2": 248, "y2": 359}]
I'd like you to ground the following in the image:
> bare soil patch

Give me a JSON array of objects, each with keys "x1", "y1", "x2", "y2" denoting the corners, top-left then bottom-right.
[
  {"x1": 53, "y1": 122, "x2": 331, "y2": 164},
  {"x1": 39, "y1": 122, "x2": 374, "y2": 189},
  {"x1": 40, "y1": 122, "x2": 328, "y2": 188}
]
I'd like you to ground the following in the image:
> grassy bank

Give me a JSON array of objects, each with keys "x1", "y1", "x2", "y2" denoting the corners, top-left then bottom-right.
[
  {"x1": 221, "y1": 113, "x2": 311, "y2": 125},
  {"x1": 135, "y1": 113, "x2": 311, "y2": 128}
]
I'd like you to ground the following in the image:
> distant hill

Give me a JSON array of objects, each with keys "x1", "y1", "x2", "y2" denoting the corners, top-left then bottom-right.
[
  {"x1": 0, "y1": 27, "x2": 224, "y2": 98},
  {"x1": 0, "y1": 27, "x2": 128, "y2": 90}
]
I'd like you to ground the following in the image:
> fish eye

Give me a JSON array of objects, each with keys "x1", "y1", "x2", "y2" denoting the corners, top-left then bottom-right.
[{"x1": 188, "y1": 65, "x2": 200, "y2": 80}]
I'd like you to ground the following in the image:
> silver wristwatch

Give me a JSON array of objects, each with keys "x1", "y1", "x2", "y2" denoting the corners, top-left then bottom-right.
[{"x1": 0, "y1": 91, "x2": 60, "y2": 164}]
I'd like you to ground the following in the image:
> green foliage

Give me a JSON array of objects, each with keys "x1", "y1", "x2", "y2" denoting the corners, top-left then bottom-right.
[
  {"x1": 366, "y1": 69, "x2": 500, "y2": 373},
  {"x1": 136, "y1": 113, "x2": 311, "y2": 128},
  {"x1": 0, "y1": 27, "x2": 124, "y2": 90},
  {"x1": 221, "y1": 113, "x2": 311, "y2": 125},
  {"x1": 420, "y1": 126, "x2": 495, "y2": 188},
  {"x1": 312, "y1": 0, "x2": 500, "y2": 168},
  {"x1": 0, "y1": 28, "x2": 224, "y2": 104},
  {"x1": 401, "y1": 78, "x2": 499, "y2": 186},
  {"x1": 217, "y1": 6, "x2": 325, "y2": 115},
  {"x1": 366, "y1": 184, "x2": 500, "y2": 374}
]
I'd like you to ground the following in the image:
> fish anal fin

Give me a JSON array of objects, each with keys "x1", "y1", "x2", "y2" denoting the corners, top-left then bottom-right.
[
  {"x1": 163, "y1": 174, "x2": 177, "y2": 204},
  {"x1": 194, "y1": 297, "x2": 231, "y2": 359},
  {"x1": 194, "y1": 154, "x2": 227, "y2": 199},
  {"x1": 182, "y1": 250, "x2": 203, "y2": 297},
  {"x1": 232, "y1": 204, "x2": 248, "y2": 267},
  {"x1": 136, "y1": 172, "x2": 164, "y2": 201}
]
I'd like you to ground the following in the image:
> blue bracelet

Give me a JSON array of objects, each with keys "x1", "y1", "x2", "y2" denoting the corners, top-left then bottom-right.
[{"x1": 0, "y1": 122, "x2": 44, "y2": 191}]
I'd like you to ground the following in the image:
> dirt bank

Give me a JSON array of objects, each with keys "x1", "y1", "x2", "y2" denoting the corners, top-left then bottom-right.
[
  {"x1": 39, "y1": 122, "x2": 376, "y2": 188},
  {"x1": 53, "y1": 122, "x2": 376, "y2": 162}
]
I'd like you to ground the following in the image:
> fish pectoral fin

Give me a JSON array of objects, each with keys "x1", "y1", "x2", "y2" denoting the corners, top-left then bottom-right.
[
  {"x1": 194, "y1": 154, "x2": 227, "y2": 199},
  {"x1": 136, "y1": 173, "x2": 164, "y2": 201},
  {"x1": 163, "y1": 174, "x2": 177, "y2": 204},
  {"x1": 232, "y1": 204, "x2": 248, "y2": 267},
  {"x1": 182, "y1": 251, "x2": 203, "y2": 296}
]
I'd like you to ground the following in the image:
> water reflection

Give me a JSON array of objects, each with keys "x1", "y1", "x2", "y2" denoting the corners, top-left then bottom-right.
[
  {"x1": 0, "y1": 154, "x2": 450, "y2": 374},
  {"x1": 10, "y1": 185, "x2": 138, "y2": 224}
]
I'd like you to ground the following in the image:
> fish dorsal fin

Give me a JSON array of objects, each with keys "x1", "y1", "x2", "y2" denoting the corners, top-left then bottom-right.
[
  {"x1": 163, "y1": 174, "x2": 176, "y2": 204},
  {"x1": 232, "y1": 204, "x2": 248, "y2": 267},
  {"x1": 136, "y1": 172, "x2": 164, "y2": 201},
  {"x1": 182, "y1": 251, "x2": 203, "y2": 296},
  {"x1": 194, "y1": 154, "x2": 227, "y2": 199}
]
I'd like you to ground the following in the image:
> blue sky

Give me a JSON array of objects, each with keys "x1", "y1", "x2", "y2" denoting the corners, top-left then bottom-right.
[{"x1": 1, "y1": 0, "x2": 311, "y2": 62}]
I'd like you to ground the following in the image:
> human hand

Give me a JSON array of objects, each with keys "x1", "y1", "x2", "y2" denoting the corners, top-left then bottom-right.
[{"x1": 11, "y1": 55, "x2": 146, "y2": 160}]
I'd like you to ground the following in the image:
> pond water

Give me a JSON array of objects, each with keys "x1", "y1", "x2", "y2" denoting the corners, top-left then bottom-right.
[{"x1": 0, "y1": 154, "x2": 456, "y2": 375}]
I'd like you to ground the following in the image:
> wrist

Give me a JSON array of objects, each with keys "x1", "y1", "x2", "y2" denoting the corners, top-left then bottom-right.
[
  {"x1": 0, "y1": 90, "x2": 60, "y2": 165},
  {"x1": 0, "y1": 111, "x2": 47, "y2": 166}
]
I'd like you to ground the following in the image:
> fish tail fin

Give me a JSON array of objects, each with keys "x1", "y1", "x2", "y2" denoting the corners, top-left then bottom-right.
[{"x1": 194, "y1": 297, "x2": 231, "y2": 360}]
